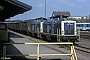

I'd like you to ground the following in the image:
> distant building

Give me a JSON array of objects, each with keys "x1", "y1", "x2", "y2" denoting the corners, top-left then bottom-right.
[
  {"x1": 52, "y1": 11, "x2": 71, "y2": 17},
  {"x1": 88, "y1": 14, "x2": 90, "y2": 20},
  {"x1": 83, "y1": 16, "x2": 88, "y2": 19}
]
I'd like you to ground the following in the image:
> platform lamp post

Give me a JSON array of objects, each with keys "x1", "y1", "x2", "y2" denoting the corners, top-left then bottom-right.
[
  {"x1": 22, "y1": 12, "x2": 26, "y2": 21},
  {"x1": 45, "y1": 0, "x2": 46, "y2": 18},
  {"x1": 24, "y1": 12, "x2": 26, "y2": 20},
  {"x1": 21, "y1": 13, "x2": 23, "y2": 20}
]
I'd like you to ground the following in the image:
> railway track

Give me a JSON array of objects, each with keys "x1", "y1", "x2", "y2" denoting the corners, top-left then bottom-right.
[
  {"x1": 80, "y1": 31, "x2": 90, "y2": 39},
  {"x1": 75, "y1": 45, "x2": 90, "y2": 53},
  {"x1": 11, "y1": 30, "x2": 90, "y2": 54}
]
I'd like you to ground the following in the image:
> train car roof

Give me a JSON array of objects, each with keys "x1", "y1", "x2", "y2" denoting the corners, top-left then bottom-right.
[
  {"x1": 0, "y1": 22, "x2": 7, "y2": 24},
  {"x1": 0, "y1": 0, "x2": 32, "y2": 21},
  {"x1": 34, "y1": 17, "x2": 47, "y2": 20},
  {"x1": 76, "y1": 23, "x2": 90, "y2": 24},
  {"x1": 62, "y1": 20, "x2": 76, "y2": 22}
]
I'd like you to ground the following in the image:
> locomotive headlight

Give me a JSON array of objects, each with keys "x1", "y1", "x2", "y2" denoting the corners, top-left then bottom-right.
[
  {"x1": 75, "y1": 31, "x2": 77, "y2": 35},
  {"x1": 62, "y1": 31, "x2": 64, "y2": 35}
]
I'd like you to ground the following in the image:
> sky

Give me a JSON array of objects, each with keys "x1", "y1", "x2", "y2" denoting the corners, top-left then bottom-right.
[{"x1": 10, "y1": 0, "x2": 90, "y2": 20}]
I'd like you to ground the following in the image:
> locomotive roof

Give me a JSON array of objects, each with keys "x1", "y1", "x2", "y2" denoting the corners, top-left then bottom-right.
[{"x1": 0, "y1": 0, "x2": 32, "y2": 21}]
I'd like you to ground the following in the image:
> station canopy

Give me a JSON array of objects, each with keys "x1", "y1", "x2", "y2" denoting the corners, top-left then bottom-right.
[{"x1": 0, "y1": 0, "x2": 32, "y2": 21}]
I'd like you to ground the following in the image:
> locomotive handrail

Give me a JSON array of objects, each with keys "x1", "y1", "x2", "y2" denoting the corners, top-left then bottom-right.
[
  {"x1": 40, "y1": 33, "x2": 79, "y2": 36},
  {"x1": 3, "y1": 42, "x2": 78, "y2": 60}
]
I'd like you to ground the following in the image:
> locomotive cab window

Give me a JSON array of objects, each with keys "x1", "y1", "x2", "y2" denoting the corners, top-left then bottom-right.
[{"x1": 64, "y1": 23, "x2": 74, "y2": 35}]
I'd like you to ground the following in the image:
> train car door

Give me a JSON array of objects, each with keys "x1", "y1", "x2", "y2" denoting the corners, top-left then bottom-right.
[{"x1": 82, "y1": 24, "x2": 87, "y2": 30}]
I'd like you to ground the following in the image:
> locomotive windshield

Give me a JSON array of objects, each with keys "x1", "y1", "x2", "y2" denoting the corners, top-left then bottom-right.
[{"x1": 64, "y1": 23, "x2": 74, "y2": 35}]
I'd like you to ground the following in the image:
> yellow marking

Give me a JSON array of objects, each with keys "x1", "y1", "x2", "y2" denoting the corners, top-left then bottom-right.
[{"x1": 5, "y1": 42, "x2": 78, "y2": 60}]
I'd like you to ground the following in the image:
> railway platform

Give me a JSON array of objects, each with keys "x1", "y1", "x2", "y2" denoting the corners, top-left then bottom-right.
[{"x1": 1, "y1": 31, "x2": 78, "y2": 60}]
